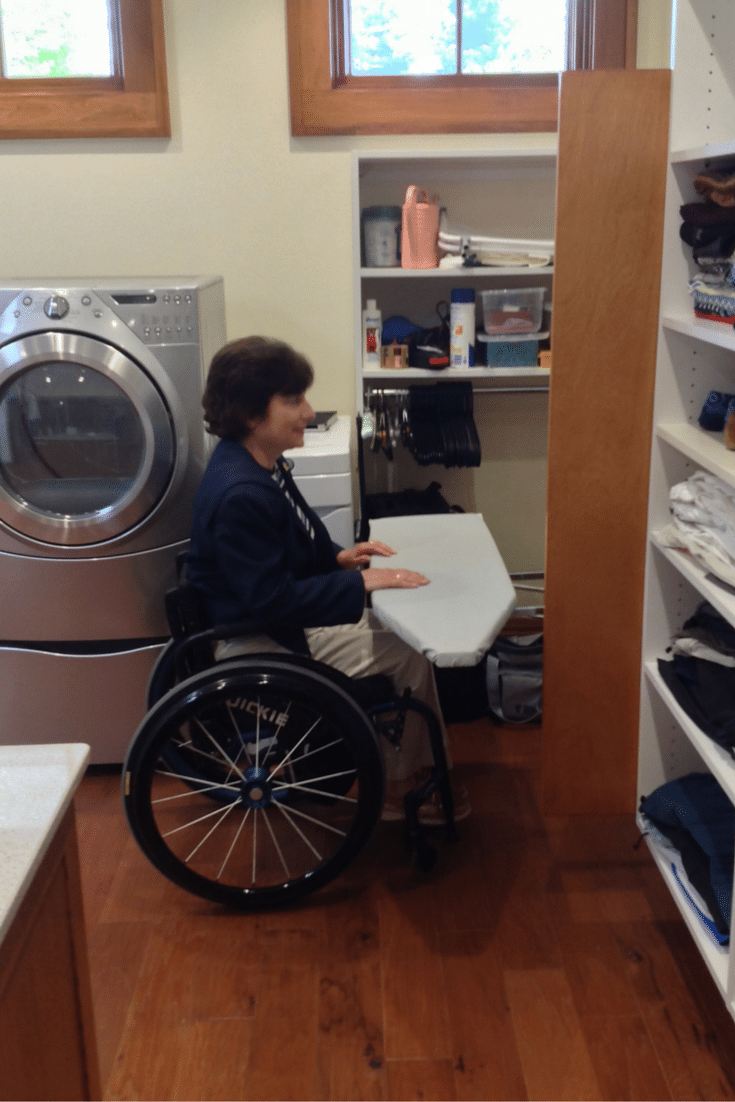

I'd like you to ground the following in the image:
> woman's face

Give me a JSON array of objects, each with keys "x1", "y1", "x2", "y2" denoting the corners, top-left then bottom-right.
[{"x1": 246, "y1": 391, "x2": 315, "y2": 460}]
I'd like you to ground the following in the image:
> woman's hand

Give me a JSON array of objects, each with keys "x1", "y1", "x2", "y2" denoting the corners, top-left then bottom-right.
[
  {"x1": 336, "y1": 540, "x2": 396, "y2": 570},
  {"x1": 362, "y1": 567, "x2": 430, "y2": 592}
]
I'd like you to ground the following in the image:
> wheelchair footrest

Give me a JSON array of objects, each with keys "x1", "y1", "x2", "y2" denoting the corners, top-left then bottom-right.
[{"x1": 403, "y1": 766, "x2": 459, "y2": 846}]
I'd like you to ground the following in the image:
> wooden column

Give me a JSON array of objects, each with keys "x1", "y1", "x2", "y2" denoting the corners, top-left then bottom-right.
[{"x1": 542, "y1": 69, "x2": 670, "y2": 815}]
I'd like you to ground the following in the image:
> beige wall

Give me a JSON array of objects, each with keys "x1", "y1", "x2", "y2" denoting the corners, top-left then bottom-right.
[{"x1": 0, "y1": 0, "x2": 670, "y2": 573}]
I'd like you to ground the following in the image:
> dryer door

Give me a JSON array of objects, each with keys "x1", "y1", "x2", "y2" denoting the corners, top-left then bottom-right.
[{"x1": 0, "y1": 332, "x2": 175, "y2": 546}]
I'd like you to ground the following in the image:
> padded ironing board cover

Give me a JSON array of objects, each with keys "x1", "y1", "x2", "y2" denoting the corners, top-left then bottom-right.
[{"x1": 368, "y1": 514, "x2": 516, "y2": 667}]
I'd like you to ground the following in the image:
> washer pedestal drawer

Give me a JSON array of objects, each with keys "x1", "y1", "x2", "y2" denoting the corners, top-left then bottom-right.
[{"x1": 0, "y1": 642, "x2": 165, "y2": 763}]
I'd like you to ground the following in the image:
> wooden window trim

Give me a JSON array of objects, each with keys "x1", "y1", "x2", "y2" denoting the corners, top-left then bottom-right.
[
  {"x1": 0, "y1": 0, "x2": 169, "y2": 140},
  {"x1": 287, "y1": 0, "x2": 637, "y2": 137}
]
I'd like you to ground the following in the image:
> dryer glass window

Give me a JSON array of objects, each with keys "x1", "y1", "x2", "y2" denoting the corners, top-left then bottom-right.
[{"x1": 0, "y1": 363, "x2": 146, "y2": 516}]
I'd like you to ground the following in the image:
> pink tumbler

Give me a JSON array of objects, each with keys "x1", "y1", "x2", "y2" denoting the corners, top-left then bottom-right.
[{"x1": 400, "y1": 186, "x2": 440, "y2": 269}]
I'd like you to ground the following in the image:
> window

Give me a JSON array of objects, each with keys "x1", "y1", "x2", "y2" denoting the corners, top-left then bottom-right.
[
  {"x1": 287, "y1": 0, "x2": 637, "y2": 136},
  {"x1": 0, "y1": 0, "x2": 169, "y2": 139},
  {"x1": 0, "y1": 0, "x2": 115, "y2": 79},
  {"x1": 348, "y1": 0, "x2": 567, "y2": 77}
]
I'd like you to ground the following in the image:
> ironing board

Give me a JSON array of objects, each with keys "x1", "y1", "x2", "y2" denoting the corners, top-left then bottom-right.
[{"x1": 368, "y1": 513, "x2": 516, "y2": 667}]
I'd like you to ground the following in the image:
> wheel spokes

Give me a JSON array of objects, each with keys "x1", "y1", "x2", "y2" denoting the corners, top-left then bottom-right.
[
  {"x1": 141, "y1": 677, "x2": 371, "y2": 898},
  {"x1": 274, "y1": 800, "x2": 324, "y2": 860},
  {"x1": 161, "y1": 796, "x2": 239, "y2": 838},
  {"x1": 271, "y1": 768, "x2": 358, "y2": 803},
  {"x1": 152, "y1": 768, "x2": 240, "y2": 801},
  {"x1": 192, "y1": 715, "x2": 247, "y2": 781}
]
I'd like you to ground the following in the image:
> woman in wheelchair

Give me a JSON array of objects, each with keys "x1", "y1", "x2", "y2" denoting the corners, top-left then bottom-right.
[
  {"x1": 187, "y1": 335, "x2": 470, "y2": 826},
  {"x1": 123, "y1": 336, "x2": 468, "y2": 909}
]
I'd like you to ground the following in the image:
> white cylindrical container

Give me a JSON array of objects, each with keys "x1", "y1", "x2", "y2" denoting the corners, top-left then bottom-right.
[
  {"x1": 362, "y1": 206, "x2": 401, "y2": 267},
  {"x1": 450, "y1": 288, "x2": 476, "y2": 367},
  {"x1": 362, "y1": 299, "x2": 382, "y2": 368}
]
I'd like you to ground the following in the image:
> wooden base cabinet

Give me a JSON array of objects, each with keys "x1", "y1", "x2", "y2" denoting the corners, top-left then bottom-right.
[{"x1": 0, "y1": 804, "x2": 101, "y2": 1101}]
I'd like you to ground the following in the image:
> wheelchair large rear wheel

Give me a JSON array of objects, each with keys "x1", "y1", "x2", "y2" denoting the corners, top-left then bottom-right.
[{"x1": 123, "y1": 658, "x2": 385, "y2": 909}]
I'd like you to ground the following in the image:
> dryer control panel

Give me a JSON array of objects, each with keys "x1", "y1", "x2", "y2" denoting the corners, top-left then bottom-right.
[
  {"x1": 107, "y1": 289, "x2": 200, "y2": 345},
  {"x1": 0, "y1": 285, "x2": 202, "y2": 347}
]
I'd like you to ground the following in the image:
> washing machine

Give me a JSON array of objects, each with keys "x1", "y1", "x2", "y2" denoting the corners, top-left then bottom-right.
[{"x1": 0, "y1": 277, "x2": 226, "y2": 762}]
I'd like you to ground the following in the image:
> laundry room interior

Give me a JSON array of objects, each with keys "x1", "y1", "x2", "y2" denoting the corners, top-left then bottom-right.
[{"x1": 6, "y1": 2, "x2": 735, "y2": 1101}]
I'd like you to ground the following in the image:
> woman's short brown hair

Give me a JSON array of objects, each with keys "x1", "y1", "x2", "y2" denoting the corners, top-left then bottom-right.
[{"x1": 202, "y1": 336, "x2": 314, "y2": 440}]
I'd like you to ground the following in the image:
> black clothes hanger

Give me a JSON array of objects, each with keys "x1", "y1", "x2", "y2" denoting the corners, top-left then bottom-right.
[{"x1": 406, "y1": 382, "x2": 481, "y2": 468}]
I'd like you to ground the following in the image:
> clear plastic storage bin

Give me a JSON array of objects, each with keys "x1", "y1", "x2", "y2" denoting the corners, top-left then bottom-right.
[{"x1": 480, "y1": 288, "x2": 545, "y2": 334}]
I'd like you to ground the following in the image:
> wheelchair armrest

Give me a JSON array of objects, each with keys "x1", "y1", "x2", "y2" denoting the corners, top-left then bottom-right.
[
  {"x1": 164, "y1": 582, "x2": 208, "y2": 640},
  {"x1": 165, "y1": 581, "x2": 263, "y2": 644},
  {"x1": 163, "y1": 585, "x2": 398, "y2": 714}
]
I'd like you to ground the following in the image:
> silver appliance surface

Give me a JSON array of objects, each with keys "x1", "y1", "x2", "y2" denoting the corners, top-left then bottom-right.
[
  {"x1": 0, "y1": 542, "x2": 183, "y2": 640},
  {"x1": 0, "y1": 277, "x2": 225, "y2": 556},
  {"x1": 0, "y1": 277, "x2": 226, "y2": 761},
  {"x1": 0, "y1": 641, "x2": 166, "y2": 764}
]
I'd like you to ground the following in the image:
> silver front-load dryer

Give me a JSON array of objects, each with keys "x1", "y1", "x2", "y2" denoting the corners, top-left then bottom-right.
[{"x1": 0, "y1": 277, "x2": 226, "y2": 761}]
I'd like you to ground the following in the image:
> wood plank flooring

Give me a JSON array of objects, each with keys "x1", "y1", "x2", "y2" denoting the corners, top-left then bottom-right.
[{"x1": 74, "y1": 720, "x2": 735, "y2": 1101}]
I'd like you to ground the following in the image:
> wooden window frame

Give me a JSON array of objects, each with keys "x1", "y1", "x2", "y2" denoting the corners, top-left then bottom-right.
[
  {"x1": 0, "y1": 0, "x2": 169, "y2": 140},
  {"x1": 287, "y1": 0, "x2": 638, "y2": 136}
]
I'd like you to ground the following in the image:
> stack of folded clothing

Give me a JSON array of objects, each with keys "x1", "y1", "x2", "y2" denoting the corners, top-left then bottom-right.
[
  {"x1": 681, "y1": 167, "x2": 735, "y2": 319},
  {"x1": 657, "y1": 600, "x2": 735, "y2": 757},
  {"x1": 640, "y1": 772, "x2": 734, "y2": 945},
  {"x1": 656, "y1": 469, "x2": 735, "y2": 587}
]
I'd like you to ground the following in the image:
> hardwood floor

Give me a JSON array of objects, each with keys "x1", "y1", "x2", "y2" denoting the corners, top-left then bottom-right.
[{"x1": 74, "y1": 720, "x2": 735, "y2": 1101}]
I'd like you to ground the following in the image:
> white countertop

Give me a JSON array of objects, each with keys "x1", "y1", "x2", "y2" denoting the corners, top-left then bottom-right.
[
  {"x1": 0, "y1": 743, "x2": 90, "y2": 943},
  {"x1": 369, "y1": 513, "x2": 516, "y2": 667},
  {"x1": 284, "y1": 414, "x2": 352, "y2": 475}
]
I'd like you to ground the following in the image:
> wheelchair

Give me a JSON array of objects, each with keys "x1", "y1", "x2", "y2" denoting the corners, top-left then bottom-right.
[{"x1": 122, "y1": 566, "x2": 459, "y2": 911}]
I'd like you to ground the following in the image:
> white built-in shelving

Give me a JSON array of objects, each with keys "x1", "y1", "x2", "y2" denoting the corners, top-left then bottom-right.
[
  {"x1": 360, "y1": 265, "x2": 554, "y2": 279},
  {"x1": 662, "y1": 313, "x2": 735, "y2": 350},
  {"x1": 363, "y1": 366, "x2": 550, "y2": 383},
  {"x1": 638, "y1": 0, "x2": 735, "y2": 1023},
  {"x1": 351, "y1": 149, "x2": 556, "y2": 597},
  {"x1": 351, "y1": 149, "x2": 556, "y2": 410}
]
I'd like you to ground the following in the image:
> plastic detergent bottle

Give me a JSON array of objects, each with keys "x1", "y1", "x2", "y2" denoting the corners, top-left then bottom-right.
[
  {"x1": 362, "y1": 299, "x2": 382, "y2": 368},
  {"x1": 450, "y1": 288, "x2": 476, "y2": 367}
]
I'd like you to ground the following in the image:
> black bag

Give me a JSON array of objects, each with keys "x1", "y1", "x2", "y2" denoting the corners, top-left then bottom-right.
[
  {"x1": 407, "y1": 300, "x2": 450, "y2": 369},
  {"x1": 434, "y1": 661, "x2": 490, "y2": 724},
  {"x1": 365, "y1": 481, "x2": 463, "y2": 519},
  {"x1": 485, "y1": 634, "x2": 543, "y2": 724},
  {"x1": 435, "y1": 633, "x2": 543, "y2": 726}
]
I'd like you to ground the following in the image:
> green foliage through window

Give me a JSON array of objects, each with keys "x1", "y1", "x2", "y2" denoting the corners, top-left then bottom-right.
[
  {"x1": 0, "y1": 0, "x2": 113, "y2": 79},
  {"x1": 349, "y1": 0, "x2": 567, "y2": 76}
]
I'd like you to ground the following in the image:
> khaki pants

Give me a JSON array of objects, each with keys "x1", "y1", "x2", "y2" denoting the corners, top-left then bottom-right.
[{"x1": 215, "y1": 610, "x2": 450, "y2": 785}]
